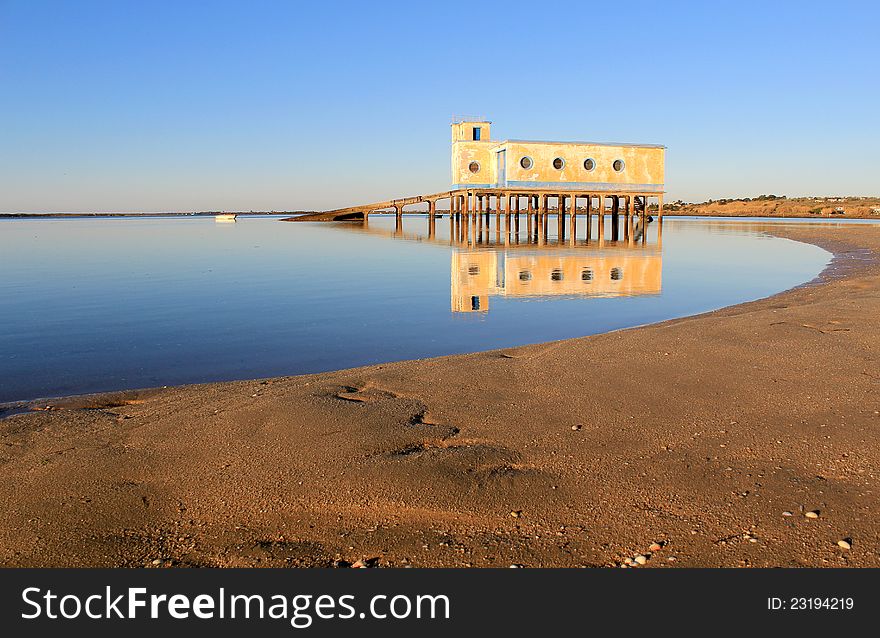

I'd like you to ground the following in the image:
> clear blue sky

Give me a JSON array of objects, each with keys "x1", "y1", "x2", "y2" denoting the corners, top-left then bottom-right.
[{"x1": 1, "y1": 0, "x2": 877, "y2": 212}]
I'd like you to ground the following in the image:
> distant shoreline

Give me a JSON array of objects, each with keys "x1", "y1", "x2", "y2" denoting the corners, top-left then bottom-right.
[
  {"x1": 662, "y1": 210, "x2": 880, "y2": 220},
  {"x1": 5, "y1": 210, "x2": 880, "y2": 221},
  {"x1": 0, "y1": 211, "x2": 315, "y2": 218},
  {"x1": 662, "y1": 195, "x2": 880, "y2": 220},
  {"x1": 5, "y1": 194, "x2": 879, "y2": 221}
]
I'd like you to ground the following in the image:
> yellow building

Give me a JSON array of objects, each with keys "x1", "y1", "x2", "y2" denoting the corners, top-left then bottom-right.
[
  {"x1": 451, "y1": 118, "x2": 665, "y2": 194},
  {"x1": 292, "y1": 117, "x2": 665, "y2": 222}
]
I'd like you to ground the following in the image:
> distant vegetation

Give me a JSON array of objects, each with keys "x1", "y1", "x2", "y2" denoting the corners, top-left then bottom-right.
[
  {"x1": 669, "y1": 196, "x2": 880, "y2": 219},
  {"x1": 705, "y1": 195, "x2": 785, "y2": 205}
]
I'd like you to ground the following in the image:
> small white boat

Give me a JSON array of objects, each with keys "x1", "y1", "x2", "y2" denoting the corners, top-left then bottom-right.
[{"x1": 214, "y1": 213, "x2": 237, "y2": 223}]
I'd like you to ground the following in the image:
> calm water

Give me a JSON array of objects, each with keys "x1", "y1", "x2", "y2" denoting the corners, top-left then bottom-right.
[{"x1": 0, "y1": 214, "x2": 835, "y2": 403}]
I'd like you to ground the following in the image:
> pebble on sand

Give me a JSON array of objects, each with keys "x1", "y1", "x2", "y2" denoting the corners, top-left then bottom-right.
[
  {"x1": 634, "y1": 555, "x2": 647, "y2": 565},
  {"x1": 782, "y1": 511, "x2": 793, "y2": 517},
  {"x1": 805, "y1": 510, "x2": 820, "y2": 519},
  {"x1": 571, "y1": 424, "x2": 582, "y2": 431},
  {"x1": 837, "y1": 539, "x2": 852, "y2": 550},
  {"x1": 649, "y1": 542, "x2": 663, "y2": 552},
  {"x1": 510, "y1": 510, "x2": 522, "y2": 518}
]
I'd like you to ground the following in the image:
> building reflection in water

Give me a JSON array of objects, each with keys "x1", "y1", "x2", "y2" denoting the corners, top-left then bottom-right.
[
  {"x1": 329, "y1": 213, "x2": 663, "y2": 313},
  {"x1": 451, "y1": 248, "x2": 661, "y2": 313}
]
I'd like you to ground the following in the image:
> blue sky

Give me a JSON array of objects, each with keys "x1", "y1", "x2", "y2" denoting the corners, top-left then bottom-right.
[{"x1": 1, "y1": 0, "x2": 878, "y2": 212}]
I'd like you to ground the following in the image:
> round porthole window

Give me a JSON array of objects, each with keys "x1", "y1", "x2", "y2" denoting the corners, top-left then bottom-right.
[
  {"x1": 552, "y1": 157, "x2": 565, "y2": 170},
  {"x1": 468, "y1": 161, "x2": 481, "y2": 174},
  {"x1": 612, "y1": 159, "x2": 625, "y2": 172},
  {"x1": 518, "y1": 270, "x2": 532, "y2": 282},
  {"x1": 520, "y1": 156, "x2": 533, "y2": 169},
  {"x1": 610, "y1": 267, "x2": 623, "y2": 280},
  {"x1": 583, "y1": 158, "x2": 595, "y2": 171},
  {"x1": 551, "y1": 269, "x2": 564, "y2": 281}
]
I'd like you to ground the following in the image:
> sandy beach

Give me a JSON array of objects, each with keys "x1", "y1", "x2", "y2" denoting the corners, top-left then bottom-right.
[{"x1": 1, "y1": 222, "x2": 878, "y2": 568}]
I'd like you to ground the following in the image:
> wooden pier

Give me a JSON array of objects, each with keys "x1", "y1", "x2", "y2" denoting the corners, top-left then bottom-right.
[
  {"x1": 283, "y1": 188, "x2": 664, "y2": 224},
  {"x1": 341, "y1": 203, "x2": 660, "y2": 249}
]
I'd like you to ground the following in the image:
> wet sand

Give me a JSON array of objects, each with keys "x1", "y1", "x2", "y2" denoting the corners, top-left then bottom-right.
[{"x1": 2, "y1": 224, "x2": 879, "y2": 568}]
